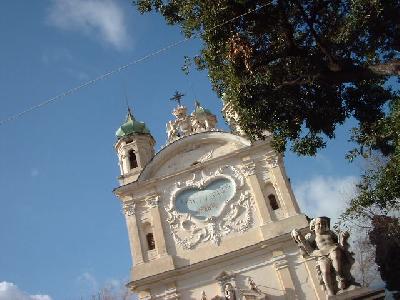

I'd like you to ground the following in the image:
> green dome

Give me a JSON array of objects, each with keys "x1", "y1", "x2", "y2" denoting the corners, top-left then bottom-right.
[
  {"x1": 116, "y1": 109, "x2": 150, "y2": 139},
  {"x1": 193, "y1": 100, "x2": 212, "y2": 116}
]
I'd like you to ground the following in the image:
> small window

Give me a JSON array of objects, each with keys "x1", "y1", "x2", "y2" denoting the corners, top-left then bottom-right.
[
  {"x1": 128, "y1": 150, "x2": 138, "y2": 169},
  {"x1": 146, "y1": 233, "x2": 155, "y2": 250},
  {"x1": 268, "y1": 194, "x2": 279, "y2": 210}
]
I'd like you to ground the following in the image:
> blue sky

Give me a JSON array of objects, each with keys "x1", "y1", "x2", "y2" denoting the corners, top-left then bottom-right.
[{"x1": 0, "y1": 1, "x2": 365, "y2": 299}]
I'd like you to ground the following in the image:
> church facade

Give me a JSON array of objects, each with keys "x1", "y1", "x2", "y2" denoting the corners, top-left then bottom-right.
[{"x1": 113, "y1": 103, "x2": 327, "y2": 300}]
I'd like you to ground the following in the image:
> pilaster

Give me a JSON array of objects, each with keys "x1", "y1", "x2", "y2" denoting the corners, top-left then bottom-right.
[
  {"x1": 123, "y1": 201, "x2": 144, "y2": 264},
  {"x1": 146, "y1": 195, "x2": 168, "y2": 256},
  {"x1": 273, "y1": 251, "x2": 296, "y2": 300},
  {"x1": 303, "y1": 256, "x2": 326, "y2": 300},
  {"x1": 241, "y1": 157, "x2": 272, "y2": 224},
  {"x1": 266, "y1": 155, "x2": 300, "y2": 216}
]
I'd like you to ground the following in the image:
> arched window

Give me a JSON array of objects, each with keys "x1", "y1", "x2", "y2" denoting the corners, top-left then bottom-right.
[
  {"x1": 268, "y1": 194, "x2": 279, "y2": 210},
  {"x1": 146, "y1": 233, "x2": 155, "y2": 250},
  {"x1": 128, "y1": 150, "x2": 138, "y2": 169}
]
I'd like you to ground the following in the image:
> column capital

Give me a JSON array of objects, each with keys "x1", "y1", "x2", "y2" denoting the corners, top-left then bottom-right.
[
  {"x1": 240, "y1": 160, "x2": 256, "y2": 177},
  {"x1": 264, "y1": 154, "x2": 280, "y2": 168},
  {"x1": 145, "y1": 194, "x2": 160, "y2": 208},
  {"x1": 274, "y1": 257, "x2": 289, "y2": 270},
  {"x1": 123, "y1": 201, "x2": 136, "y2": 216}
]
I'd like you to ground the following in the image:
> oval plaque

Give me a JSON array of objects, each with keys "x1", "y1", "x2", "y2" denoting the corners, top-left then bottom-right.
[{"x1": 175, "y1": 178, "x2": 235, "y2": 220}]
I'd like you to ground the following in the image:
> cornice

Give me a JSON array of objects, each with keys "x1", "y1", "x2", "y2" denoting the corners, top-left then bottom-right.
[
  {"x1": 127, "y1": 228, "x2": 303, "y2": 290},
  {"x1": 114, "y1": 138, "x2": 277, "y2": 197}
]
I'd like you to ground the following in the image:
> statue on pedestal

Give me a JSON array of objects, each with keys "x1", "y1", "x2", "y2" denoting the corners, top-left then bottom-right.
[
  {"x1": 167, "y1": 93, "x2": 218, "y2": 144},
  {"x1": 291, "y1": 216, "x2": 358, "y2": 296}
]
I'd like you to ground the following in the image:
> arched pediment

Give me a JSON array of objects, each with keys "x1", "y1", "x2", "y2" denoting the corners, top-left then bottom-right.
[{"x1": 138, "y1": 132, "x2": 251, "y2": 181}]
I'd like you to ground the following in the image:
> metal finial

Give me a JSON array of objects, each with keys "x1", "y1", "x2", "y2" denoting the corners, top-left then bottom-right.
[{"x1": 170, "y1": 91, "x2": 185, "y2": 107}]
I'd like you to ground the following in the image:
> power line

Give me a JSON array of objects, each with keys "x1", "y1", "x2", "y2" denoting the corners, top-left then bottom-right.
[
  {"x1": 0, "y1": 3, "x2": 269, "y2": 126},
  {"x1": 0, "y1": 38, "x2": 189, "y2": 126}
]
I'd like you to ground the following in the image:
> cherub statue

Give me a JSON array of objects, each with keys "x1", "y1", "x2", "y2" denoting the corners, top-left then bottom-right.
[
  {"x1": 291, "y1": 217, "x2": 358, "y2": 296},
  {"x1": 166, "y1": 120, "x2": 179, "y2": 143}
]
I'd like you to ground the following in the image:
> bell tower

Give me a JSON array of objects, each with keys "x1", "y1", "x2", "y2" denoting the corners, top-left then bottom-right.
[{"x1": 115, "y1": 108, "x2": 155, "y2": 185}]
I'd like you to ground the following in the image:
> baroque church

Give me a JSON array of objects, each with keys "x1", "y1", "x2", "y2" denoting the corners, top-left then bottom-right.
[{"x1": 112, "y1": 100, "x2": 377, "y2": 300}]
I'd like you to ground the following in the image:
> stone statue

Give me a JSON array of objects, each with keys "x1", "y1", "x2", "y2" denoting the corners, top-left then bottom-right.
[
  {"x1": 166, "y1": 120, "x2": 179, "y2": 142},
  {"x1": 247, "y1": 277, "x2": 261, "y2": 293},
  {"x1": 224, "y1": 283, "x2": 236, "y2": 300},
  {"x1": 291, "y1": 216, "x2": 358, "y2": 296},
  {"x1": 166, "y1": 101, "x2": 218, "y2": 144}
]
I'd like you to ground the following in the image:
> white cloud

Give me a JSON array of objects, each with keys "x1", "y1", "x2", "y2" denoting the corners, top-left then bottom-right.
[
  {"x1": 293, "y1": 175, "x2": 358, "y2": 223},
  {"x1": 0, "y1": 282, "x2": 52, "y2": 300},
  {"x1": 47, "y1": 0, "x2": 131, "y2": 50},
  {"x1": 76, "y1": 272, "x2": 98, "y2": 295},
  {"x1": 75, "y1": 274, "x2": 133, "y2": 299}
]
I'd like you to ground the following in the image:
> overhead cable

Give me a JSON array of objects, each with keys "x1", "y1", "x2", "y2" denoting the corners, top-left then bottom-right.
[{"x1": 0, "y1": 3, "x2": 269, "y2": 126}]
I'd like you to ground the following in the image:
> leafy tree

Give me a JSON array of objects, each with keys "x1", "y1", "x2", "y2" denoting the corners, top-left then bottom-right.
[
  {"x1": 134, "y1": 2, "x2": 400, "y2": 288},
  {"x1": 135, "y1": 0, "x2": 400, "y2": 214},
  {"x1": 344, "y1": 97, "x2": 400, "y2": 216},
  {"x1": 134, "y1": 0, "x2": 400, "y2": 155},
  {"x1": 340, "y1": 98, "x2": 399, "y2": 290},
  {"x1": 369, "y1": 215, "x2": 400, "y2": 291}
]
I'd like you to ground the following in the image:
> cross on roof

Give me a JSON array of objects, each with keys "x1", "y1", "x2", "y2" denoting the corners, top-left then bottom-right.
[{"x1": 170, "y1": 91, "x2": 185, "y2": 106}]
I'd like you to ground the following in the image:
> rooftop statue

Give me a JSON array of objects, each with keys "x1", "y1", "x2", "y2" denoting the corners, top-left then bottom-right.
[
  {"x1": 291, "y1": 216, "x2": 359, "y2": 296},
  {"x1": 166, "y1": 95, "x2": 218, "y2": 144}
]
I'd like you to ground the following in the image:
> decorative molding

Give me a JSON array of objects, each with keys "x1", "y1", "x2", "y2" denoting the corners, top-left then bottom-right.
[
  {"x1": 146, "y1": 195, "x2": 160, "y2": 208},
  {"x1": 165, "y1": 165, "x2": 254, "y2": 250},
  {"x1": 274, "y1": 258, "x2": 289, "y2": 270},
  {"x1": 265, "y1": 155, "x2": 279, "y2": 168},
  {"x1": 240, "y1": 161, "x2": 256, "y2": 177},
  {"x1": 123, "y1": 201, "x2": 136, "y2": 216},
  {"x1": 198, "y1": 149, "x2": 214, "y2": 163},
  {"x1": 215, "y1": 271, "x2": 236, "y2": 285}
]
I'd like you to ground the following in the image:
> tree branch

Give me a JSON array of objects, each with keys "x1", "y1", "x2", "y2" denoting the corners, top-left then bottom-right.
[
  {"x1": 293, "y1": 0, "x2": 340, "y2": 71},
  {"x1": 272, "y1": 59, "x2": 400, "y2": 89},
  {"x1": 368, "y1": 60, "x2": 400, "y2": 76}
]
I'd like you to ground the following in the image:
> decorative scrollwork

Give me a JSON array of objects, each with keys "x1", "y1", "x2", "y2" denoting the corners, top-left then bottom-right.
[{"x1": 165, "y1": 165, "x2": 254, "y2": 249}]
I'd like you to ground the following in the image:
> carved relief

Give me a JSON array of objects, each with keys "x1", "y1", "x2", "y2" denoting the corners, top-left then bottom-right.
[
  {"x1": 198, "y1": 149, "x2": 214, "y2": 163},
  {"x1": 146, "y1": 195, "x2": 160, "y2": 208},
  {"x1": 123, "y1": 201, "x2": 136, "y2": 216},
  {"x1": 165, "y1": 166, "x2": 254, "y2": 250},
  {"x1": 166, "y1": 104, "x2": 218, "y2": 145},
  {"x1": 240, "y1": 161, "x2": 256, "y2": 177},
  {"x1": 264, "y1": 155, "x2": 279, "y2": 168}
]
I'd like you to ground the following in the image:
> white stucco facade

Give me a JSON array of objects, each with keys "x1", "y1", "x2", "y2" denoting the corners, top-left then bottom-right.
[{"x1": 113, "y1": 118, "x2": 327, "y2": 299}]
